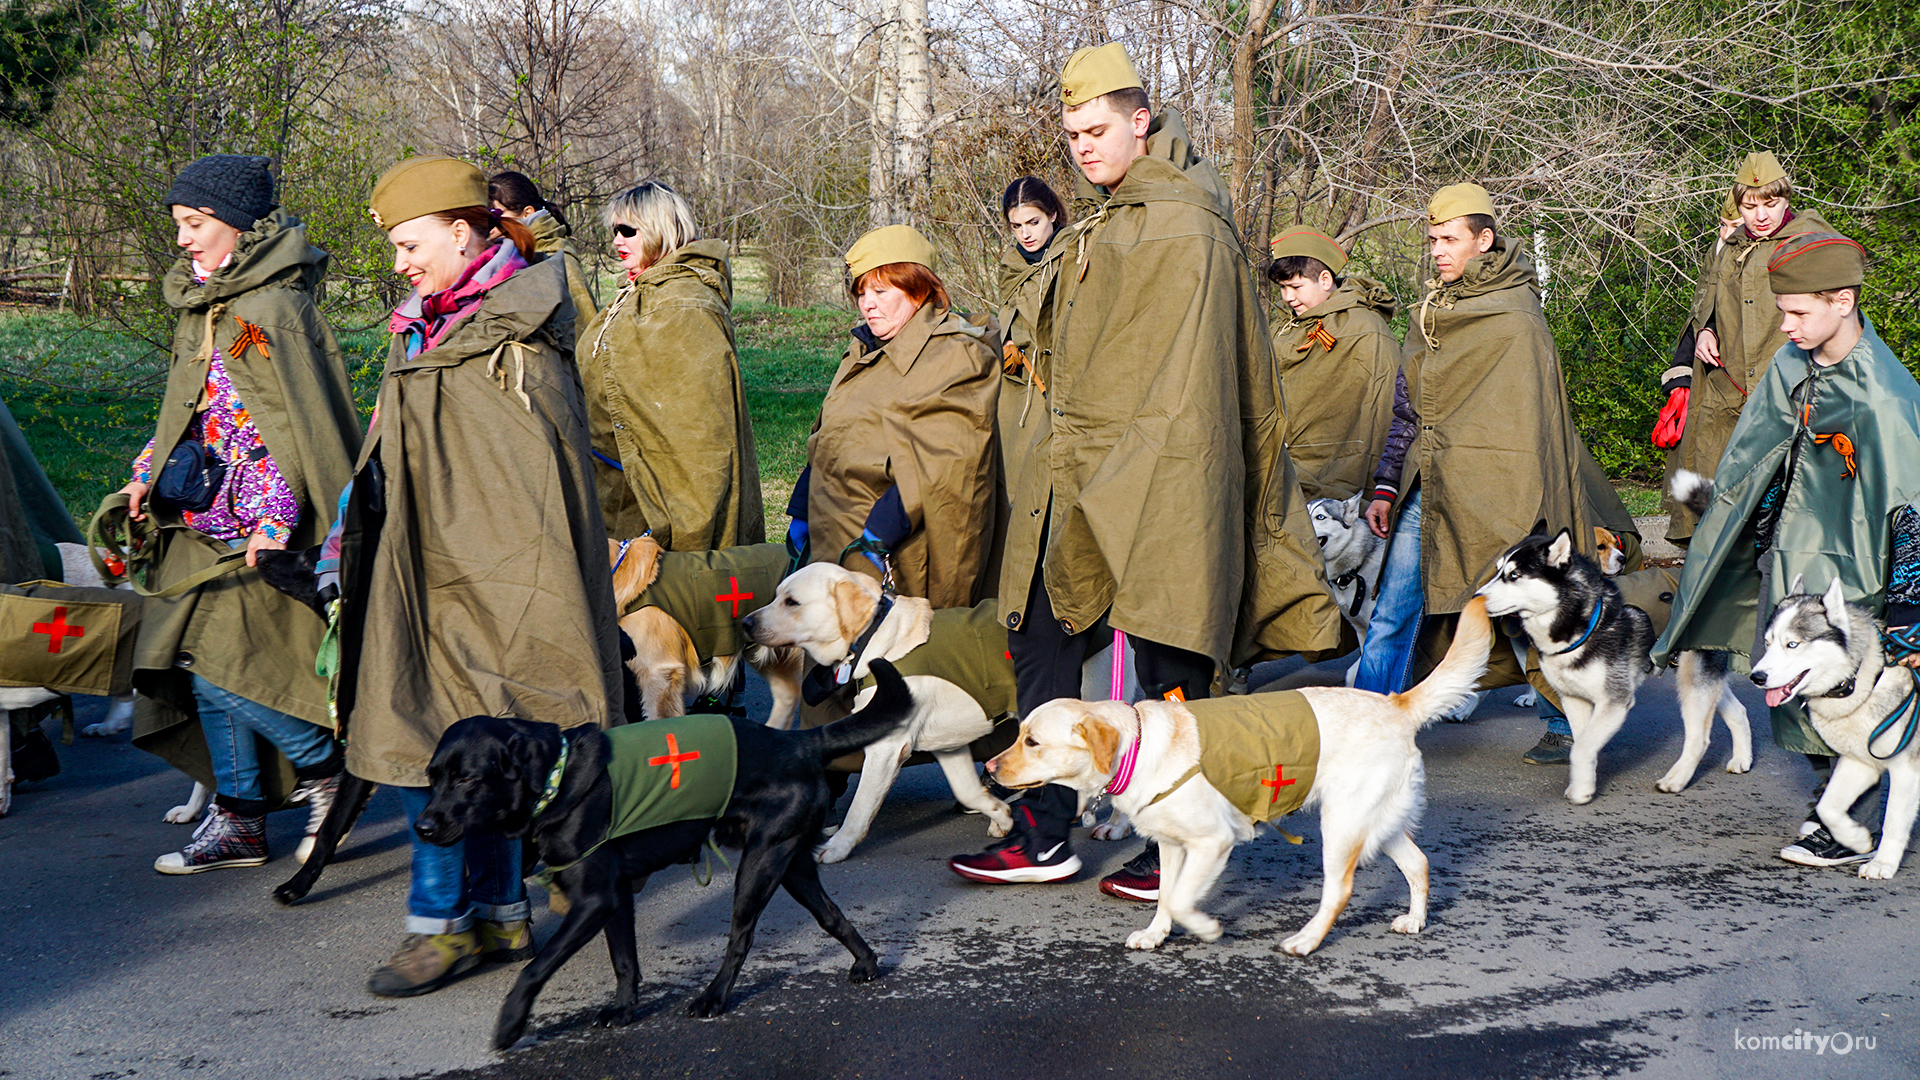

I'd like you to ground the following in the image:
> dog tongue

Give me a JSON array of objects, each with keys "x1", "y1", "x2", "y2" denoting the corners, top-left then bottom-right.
[{"x1": 1765, "y1": 685, "x2": 1792, "y2": 708}]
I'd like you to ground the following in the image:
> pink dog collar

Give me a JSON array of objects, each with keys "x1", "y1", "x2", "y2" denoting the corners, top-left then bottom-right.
[{"x1": 1104, "y1": 727, "x2": 1141, "y2": 796}]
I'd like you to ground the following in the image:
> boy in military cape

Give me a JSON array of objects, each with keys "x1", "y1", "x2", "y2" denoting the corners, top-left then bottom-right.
[
  {"x1": 1652, "y1": 232, "x2": 1920, "y2": 868},
  {"x1": 1265, "y1": 226, "x2": 1399, "y2": 502},
  {"x1": 1660, "y1": 152, "x2": 1835, "y2": 543},
  {"x1": 951, "y1": 42, "x2": 1342, "y2": 900}
]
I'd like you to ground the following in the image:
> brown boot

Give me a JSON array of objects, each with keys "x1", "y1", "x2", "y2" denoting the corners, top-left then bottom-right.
[
  {"x1": 476, "y1": 919, "x2": 534, "y2": 963},
  {"x1": 366, "y1": 931, "x2": 480, "y2": 997}
]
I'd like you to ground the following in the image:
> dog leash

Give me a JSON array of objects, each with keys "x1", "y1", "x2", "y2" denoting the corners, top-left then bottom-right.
[{"x1": 1869, "y1": 677, "x2": 1920, "y2": 761}]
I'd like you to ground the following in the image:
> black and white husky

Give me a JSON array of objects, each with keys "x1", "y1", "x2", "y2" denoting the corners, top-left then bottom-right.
[
  {"x1": 1752, "y1": 576, "x2": 1920, "y2": 879},
  {"x1": 1476, "y1": 523, "x2": 1751, "y2": 804}
]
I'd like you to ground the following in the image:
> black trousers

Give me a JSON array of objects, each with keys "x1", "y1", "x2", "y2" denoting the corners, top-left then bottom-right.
[{"x1": 1004, "y1": 561, "x2": 1213, "y2": 846}]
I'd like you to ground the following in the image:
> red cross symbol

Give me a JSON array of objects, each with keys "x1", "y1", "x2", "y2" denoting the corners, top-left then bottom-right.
[
  {"x1": 31, "y1": 607, "x2": 86, "y2": 654},
  {"x1": 714, "y1": 576, "x2": 754, "y2": 618},
  {"x1": 1259, "y1": 764, "x2": 1297, "y2": 804},
  {"x1": 648, "y1": 733, "x2": 701, "y2": 789}
]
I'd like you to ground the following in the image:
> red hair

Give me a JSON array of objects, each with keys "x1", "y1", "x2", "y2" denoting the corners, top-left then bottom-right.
[
  {"x1": 435, "y1": 207, "x2": 538, "y2": 259},
  {"x1": 852, "y1": 261, "x2": 949, "y2": 311}
]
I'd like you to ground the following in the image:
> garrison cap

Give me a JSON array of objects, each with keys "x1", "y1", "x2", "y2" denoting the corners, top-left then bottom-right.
[
  {"x1": 1268, "y1": 227, "x2": 1348, "y2": 274},
  {"x1": 1735, "y1": 151, "x2": 1787, "y2": 189},
  {"x1": 845, "y1": 224, "x2": 937, "y2": 281},
  {"x1": 1767, "y1": 233, "x2": 1866, "y2": 294},
  {"x1": 1060, "y1": 42, "x2": 1143, "y2": 107},
  {"x1": 1720, "y1": 192, "x2": 1741, "y2": 222},
  {"x1": 1427, "y1": 183, "x2": 1496, "y2": 226},
  {"x1": 370, "y1": 156, "x2": 489, "y2": 230}
]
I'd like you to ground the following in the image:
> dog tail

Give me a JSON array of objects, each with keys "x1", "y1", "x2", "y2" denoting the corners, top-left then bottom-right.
[
  {"x1": 809, "y1": 659, "x2": 913, "y2": 762},
  {"x1": 1393, "y1": 596, "x2": 1492, "y2": 726},
  {"x1": 1672, "y1": 469, "x2": 1714, "y2": 519}
]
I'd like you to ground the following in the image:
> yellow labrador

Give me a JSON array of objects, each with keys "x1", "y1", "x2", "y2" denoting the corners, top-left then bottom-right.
[{"x1": 990, "y1": 598, "x2": 1495, "y2": 955}]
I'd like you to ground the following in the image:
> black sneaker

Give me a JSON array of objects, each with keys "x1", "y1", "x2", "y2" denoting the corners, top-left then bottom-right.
[
  {"x1": 1522, "y1": 731, "x2": 1574, "y2": 766},
  {"x1": 1779, "y1": 824, "x2": 1875, "y2": 867},
  {"x1": 1099, "y1": 845, "x2": 1160, "y2": 902}
]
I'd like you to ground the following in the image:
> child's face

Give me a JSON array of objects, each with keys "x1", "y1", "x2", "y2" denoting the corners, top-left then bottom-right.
[
  {"x1": 1775, "y1": 291, "x2": 1852, "y2": 354},
  {"x1": 1279, "y1": 272, "x2": 1336, "y2": 316}
]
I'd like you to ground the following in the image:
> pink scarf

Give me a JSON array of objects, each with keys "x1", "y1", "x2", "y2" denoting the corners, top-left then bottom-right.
[{"x1": 389, "y1": 241, "x2": 529, "y2": 357}]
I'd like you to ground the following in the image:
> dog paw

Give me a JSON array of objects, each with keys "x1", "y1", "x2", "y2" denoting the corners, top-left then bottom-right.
[
  {"x1": 163, "y1": 805, "x2": 199, "y2": 824},
  {"x1": 1654, "y1": 771, "x2": 1690, "y2": 794},
  {"x1": 813, "y1": 839, "x2": 853, "y2": 864},
  {"x1": 1091, "y1": 820, "x2": 1133, "y2": 842},
  {"x1": 1860, "y1": 859, "x2": 1900, "y2": 881},
  {"x1": 686, "y1": 991, "x2": 728, "y2": 1019},
  {"x1": 1125, "y1": 928, "x2": 1167, "y2": 950},
  {"x1": 1512, "y1": 690, "x2": 1538, "y2": 708},
  {"x1": 79, "y1": 721, "x2": 127, "y2": 738},
  {"x1": 1391, "y1": 914, "x2": 1425, "y2": 935},
  {"x1": 491, "y1": 1018, "x2": 530, "y2": 1051},
  {"x1": 1563, "y1": 785, "x2": 1595, "y2": 806},
  {"x1": 592, "y1": 1004, "x2": 636, "y2": 1029},
  {"x1": 1725, "y1": 754, "x2": 1753, "y2": 775},
  {"x1": 1183, "y1": 915, "x2": 1223, "y2": 942},
  {"x1": 1279, "y1": 931, "x2": 1322, "y2": 956}
]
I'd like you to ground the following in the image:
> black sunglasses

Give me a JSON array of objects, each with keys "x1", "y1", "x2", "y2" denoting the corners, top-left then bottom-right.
[{"x1": 612, "y1": 224, "x2": 637, "y2": 238}]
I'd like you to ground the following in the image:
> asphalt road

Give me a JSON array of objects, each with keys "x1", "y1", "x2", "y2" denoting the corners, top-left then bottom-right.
[{"x1": 2, "y1": 650, "x2": 1916, "y2": 1080}]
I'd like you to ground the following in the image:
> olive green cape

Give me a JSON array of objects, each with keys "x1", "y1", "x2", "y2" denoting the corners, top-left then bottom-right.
[
  {"x1": 1, "y1": 398, "x2": 81, "y2": 582},
  {"x1": 525, "y1": 210, "x2": 600, "y2": 334},
  {"x1": 337, "y1": 255, "x2": 621, "y2": 787},
  {"x1": 1399, "y1": 238, "x2": 1612, "y2": 615},
  {"x1": 806, "y1": 302, "x2": 1001, "y2": 609},
  {"x1": 128, "y1": 212, "x2": 362, "y2": 793},
  {"x1": 580, "y1": 240, "x2": 764, "y2": 549},
  {"x1": 1272, "y1": 276, "x2": 1400, "y2": 501},
  {"x1": 1000, "y1": 110, "x2": 1343, "y2": 668},
  {"x1": 1653, "y1": 317, "x2": 1920, "y2": 753},
  {"x1": 1661, "y1": 210, "x2": 1834, "y2": 540}
]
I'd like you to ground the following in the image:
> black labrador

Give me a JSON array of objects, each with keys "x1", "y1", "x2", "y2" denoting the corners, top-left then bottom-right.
[
  {"x1": 414, "y1": 659, "x2": 912, "y2": 1049},
  {"x1": 255, "y1": 545, "x2": 651, "y2": 906}
]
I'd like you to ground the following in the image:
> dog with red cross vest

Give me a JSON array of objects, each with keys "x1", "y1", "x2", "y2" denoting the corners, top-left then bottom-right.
[{"x1": 989, "y1": 597, "x2": 1494, "y2": 955}]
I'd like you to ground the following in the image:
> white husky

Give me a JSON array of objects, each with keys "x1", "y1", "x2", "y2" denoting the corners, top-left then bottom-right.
[{"x1": 1751, "y1": 576, "x2": 1920, "y2": 880}]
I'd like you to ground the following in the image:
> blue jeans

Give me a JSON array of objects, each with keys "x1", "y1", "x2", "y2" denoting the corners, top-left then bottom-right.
[
  {"x1": 193, "y1": 674, "x2": 335, "y2": 803},
  {"x1": 397, "y1": 785, "x2": 529, "y2": 934},
  {"x1": 1537, "y1": 688, "x2": 1571, "y2": 737},
  {"x1": 1353, "y1": 488, "x2": 1425, "y2": 695}
]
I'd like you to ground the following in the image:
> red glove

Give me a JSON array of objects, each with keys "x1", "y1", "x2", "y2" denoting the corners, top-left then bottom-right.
[{"x1": 1652, "y1": 385, "x2": 1688, "y2": 449}]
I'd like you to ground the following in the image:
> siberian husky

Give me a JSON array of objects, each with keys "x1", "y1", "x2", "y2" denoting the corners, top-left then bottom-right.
[
  {"x1": 1752, "y1": 576, "x2": 1920, "y2": 879},
  {"x1": 1477, "y1": 522, "x2": 1751, "y2": 804},
  {"x1": 1309, "y1": 494, "x2": 1385, "y2": 635}
]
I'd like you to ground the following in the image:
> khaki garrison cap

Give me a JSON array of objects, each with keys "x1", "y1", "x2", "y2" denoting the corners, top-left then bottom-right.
[
  {"x1": 845, "y1": 224, "x2": 937, "y2": 281},
  {"x1": 369, "y1": 156, "x2": 488, "y2": 229},
  {"x1": 1268, "y1": 227, "x2": 1348, "y2": 274},
  {"x1": 1736, "y1": 151, "x2": 1787, "y2": 188},
  {"x1": 1720, "y1": 192, "x2": 1741, "y2": 223},
  {"x1": 1767, "y1": 233, "x2": 1866, "y2": 294},
  {"x1": 1060, "y1": 42, "x2": 1143, "y2": 107},
  {"x1": 1427, "y1": 183, "x2": 1496, "y2": 226}
]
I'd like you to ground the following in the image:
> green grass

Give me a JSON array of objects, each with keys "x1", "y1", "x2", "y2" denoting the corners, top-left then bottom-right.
[{"x1": 1616, "y1": 482, "x2": 1664, "y2": 518}]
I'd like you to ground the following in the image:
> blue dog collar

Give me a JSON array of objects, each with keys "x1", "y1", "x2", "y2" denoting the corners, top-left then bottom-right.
[{"x1": 1549, "y1": 602, "x2": 1605, "y2": 656}]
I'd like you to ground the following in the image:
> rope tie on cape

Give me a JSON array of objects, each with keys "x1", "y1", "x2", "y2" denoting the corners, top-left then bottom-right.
[
  {"x1": 1070, "y1": 203, "x2": 1113, "y2": 283},
  {"x1": 590, "y1": 282, "x2": 634, "y2": 360},
  {"x1": 1415, "y1": 278, "x2": 1459, "y2": 351},
  {"x1": 485, "y1": 340, "x2": 535, "y2": 412}
]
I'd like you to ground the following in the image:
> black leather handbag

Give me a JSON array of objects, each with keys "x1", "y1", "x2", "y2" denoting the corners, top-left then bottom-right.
[{"x1": 151, "y1": 440, "x2": 227, "y2": 512}]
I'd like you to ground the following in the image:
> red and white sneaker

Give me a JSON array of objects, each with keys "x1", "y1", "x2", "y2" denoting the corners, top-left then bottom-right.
[
  {"x1": 1098, "y1": 845, "x2": 1160, "y2": 902},
  {"x1": 949, "y1": 836, "x2": 1082, "y2": 883}
]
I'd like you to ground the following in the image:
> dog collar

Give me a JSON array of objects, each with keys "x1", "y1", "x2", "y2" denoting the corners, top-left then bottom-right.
[
  {"x1": 531, "y1": 738, "x2": 570, "y2": 818},
  {"x1": 1334, "y1": 572, "x2": 1369, "y2": 618},
  {"x1": 1823, "y1": 676, "x2": 1858, "y2": 699},
  {"x1": 1548, "y1": 602, "x2": 1605, "y2": 656},
  {"x1": 831, "y1": 594, "x2": 895, "y2": 686},
  {"x1": 1104, "y1": 725, "x2": 1143, "y2": 797}
]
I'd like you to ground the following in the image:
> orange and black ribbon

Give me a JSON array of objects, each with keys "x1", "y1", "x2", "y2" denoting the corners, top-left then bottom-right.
[
  {"x1": 229, "y1": 316, "x2": 271, "y2": 360},
  {"x1": 1295, "y1": 321, "x2": 1337, "y2": 354},
  {"x1": 1814, "y1": 430, "x2": 1858, "y2": 479}
]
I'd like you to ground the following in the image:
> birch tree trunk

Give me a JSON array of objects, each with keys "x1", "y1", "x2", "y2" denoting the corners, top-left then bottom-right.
[{"x1": 887, "y1": 0, "x2": 931, "y2": 225}]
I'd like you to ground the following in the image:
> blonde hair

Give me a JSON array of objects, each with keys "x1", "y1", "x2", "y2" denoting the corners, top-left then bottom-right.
[
  {"x1": 604, "y1": 181, "x2": 700, "y2": 267},
  {"x1": 1734, "y1": 176, "x2": 1794, "y2": 205}
]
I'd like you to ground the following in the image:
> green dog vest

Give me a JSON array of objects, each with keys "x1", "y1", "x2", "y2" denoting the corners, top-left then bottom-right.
[
  {"x1": 626, "y1": 543, "x2": 788, "y2": 661},
  {"x1": 1178, "y1": 692, "x2": 1321, "y2": 823},
  {"x1": 855, "y1": 599, "x2": 1018, "y2": 723},
  {"x1": 599, "y1": 715, "x2": 739, "y2": 843}
]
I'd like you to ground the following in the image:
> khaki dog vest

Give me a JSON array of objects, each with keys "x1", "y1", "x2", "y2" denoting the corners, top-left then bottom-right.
[
  {"x1": 1176, "y1": 692, "x2": 1321, "y2": 822},
  {"x1": 601, "y1": 715, "x2": 739, "y2": 842},
  {"x1": 626, "y1": 543, "x2": 787, "y2": 661},
  {"x1": 855, "y1": 599, "x2": 1018, "y2": 723}
]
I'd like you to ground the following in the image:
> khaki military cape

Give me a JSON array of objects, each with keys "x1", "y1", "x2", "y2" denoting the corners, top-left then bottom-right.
[
  {"x1": 807, "y1": 302, "x2": 1001, "y2": 609},
  {"x1": 626, "y1": 542, "x2": 788, "y2": 660},
  {"x1": 337, "y1": 255, "x2": 621, "y2": 787},
  {"x1": 1398, "y1": 238, "x2": 1610, "y2": 615},
  {"x1": 1181, "y1": 692, "x2": 1318, "y2": 822},
  {"x1": 1272, "y1": 276, "x2": 1401, "y2": 501},
  {"x1": 1, "y1": 398, "x2": 81, "y2": 582},
  {"x1": 128, "y1": 212, "x2": 362, "y2": 794},
  {"x1": 1654, "y1": 317, "x2": 1920, "y2": 754},
  {"x1": 1661, "y1": 210, "x2": 1834, "y2": 540},
  {"x1": 581, "y1": 240, "x2": 764, "y2": 550},
  {"x1": 1001, "y1": 110, "x2": 1342, "y2": 668},
  {"x1": 525, "y1": 211, "x2": 600, "y2": 334},
  {"x1": 997, "y1": 239, "x2": 1069, "y2": 527}
]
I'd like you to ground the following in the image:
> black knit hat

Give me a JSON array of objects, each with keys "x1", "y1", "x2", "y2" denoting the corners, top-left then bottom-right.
[{"x1": 164, "y1": 155, "x2": 277, "y2": 231}]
